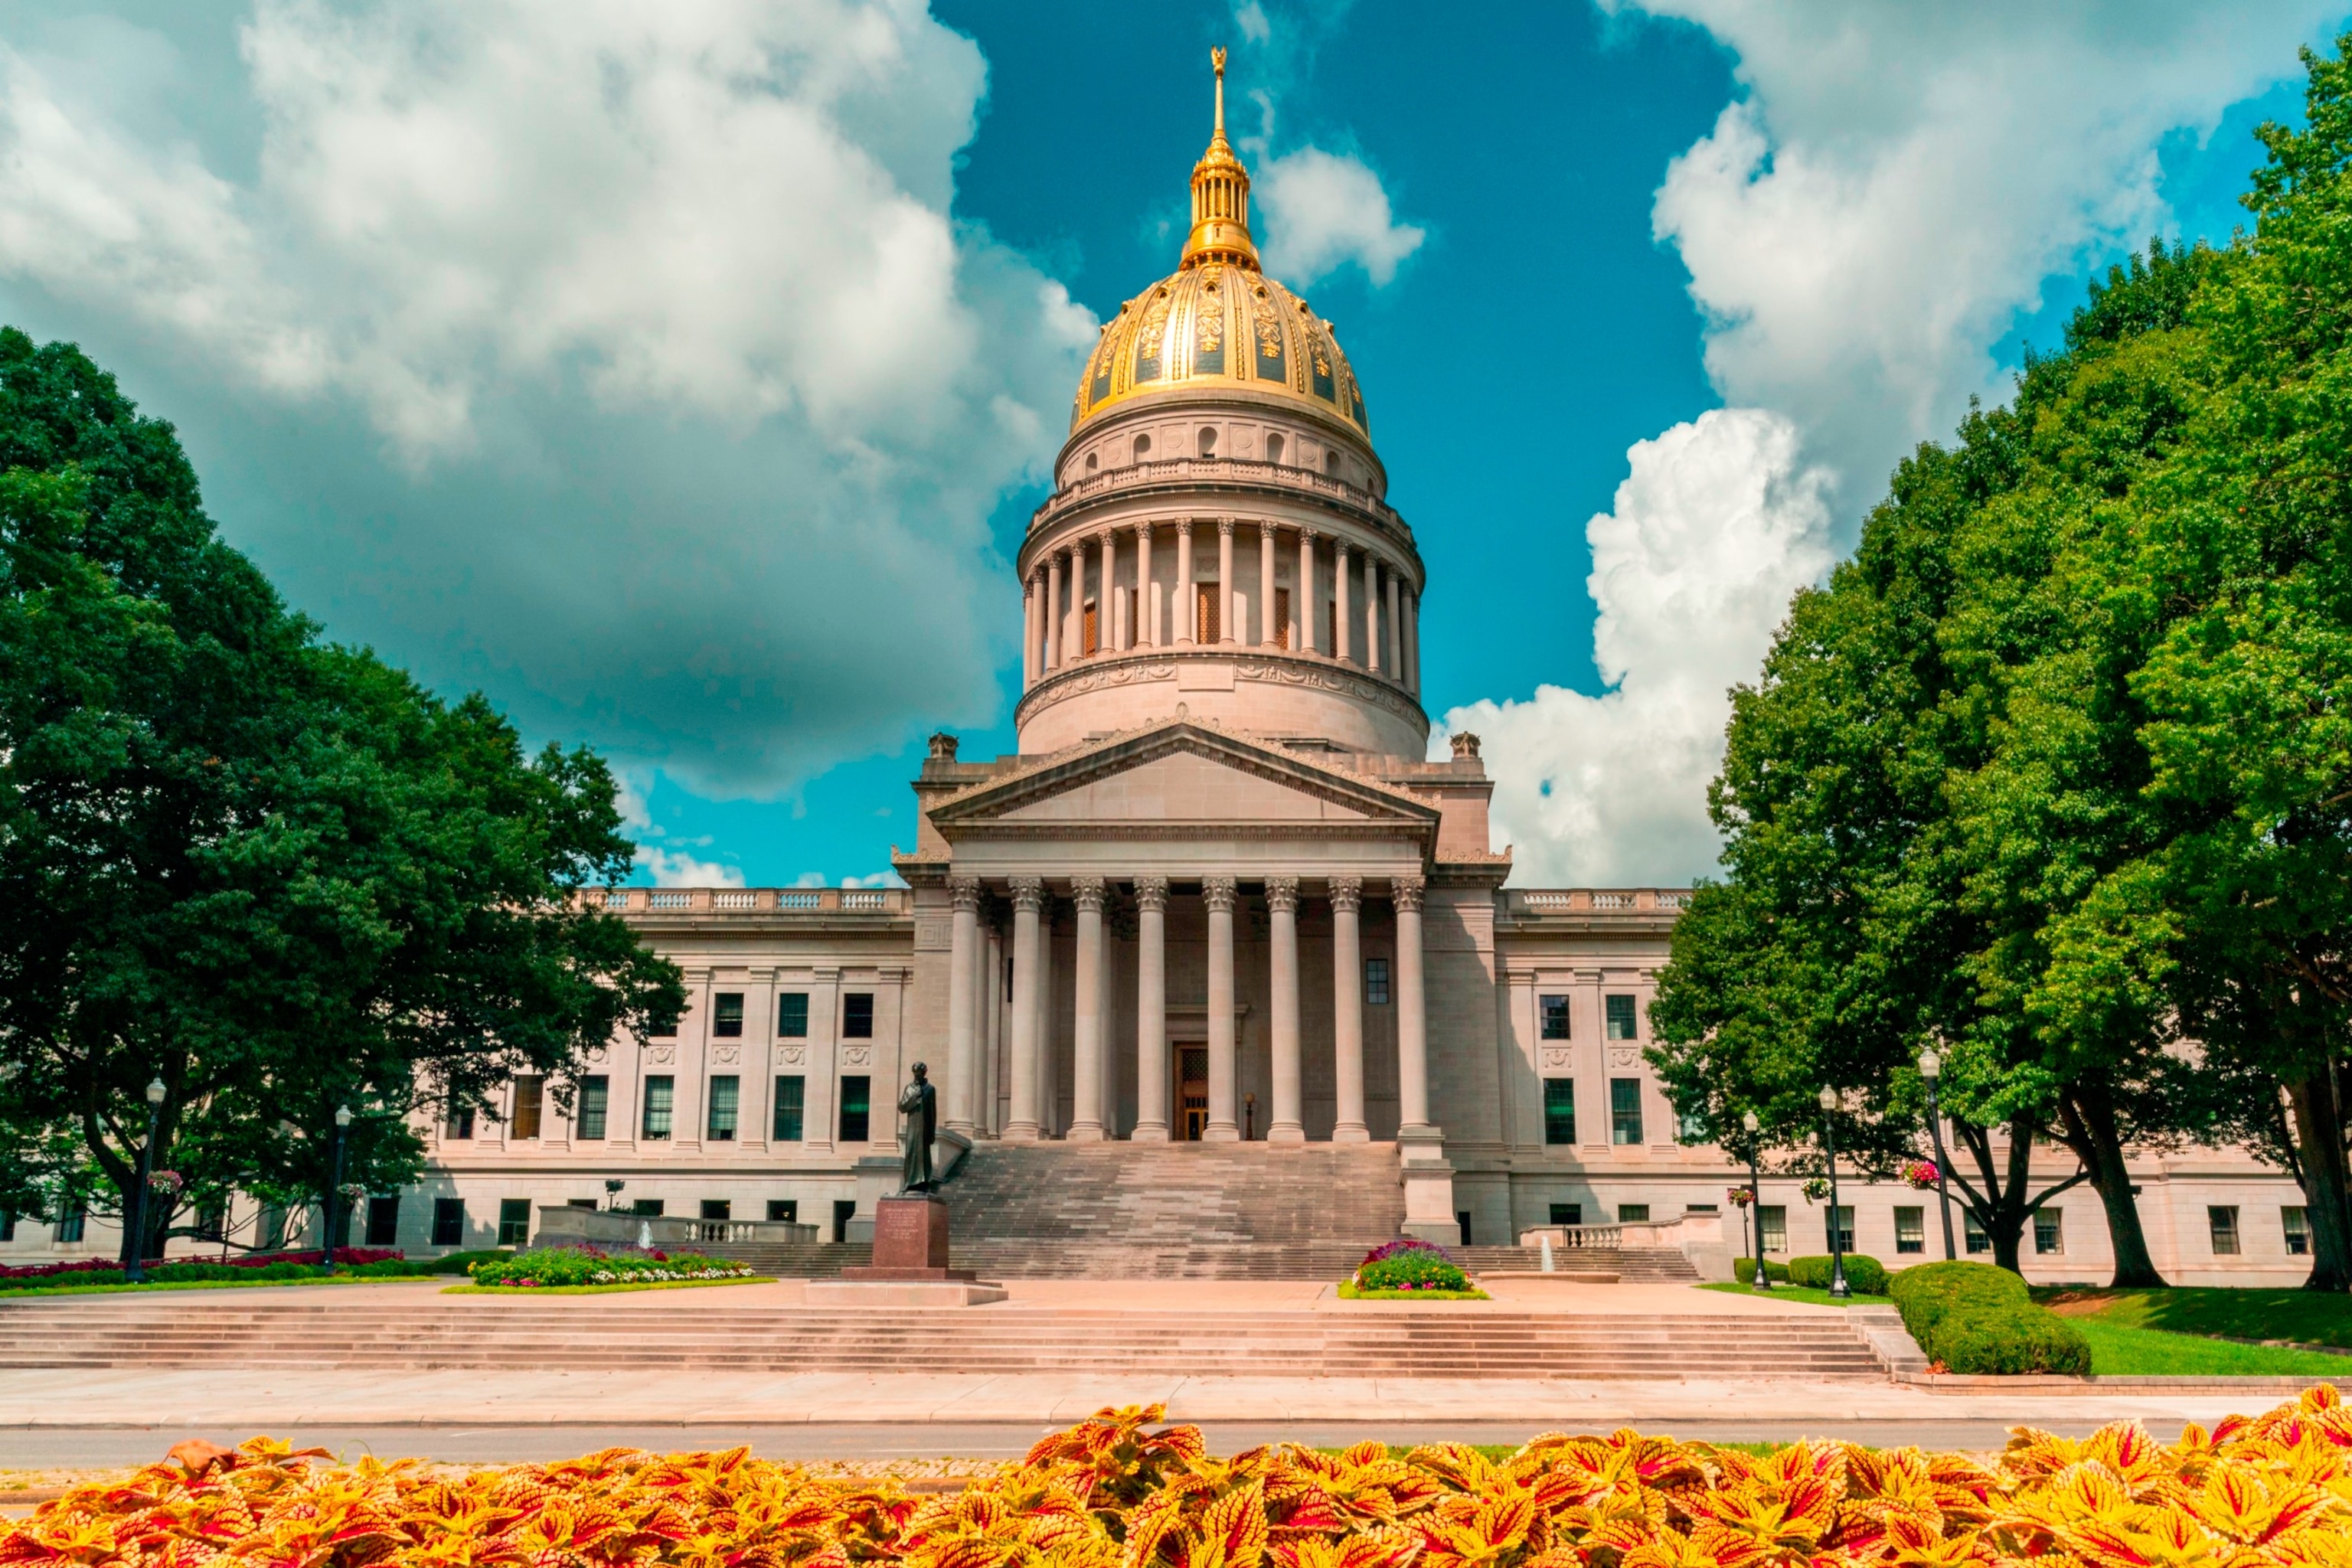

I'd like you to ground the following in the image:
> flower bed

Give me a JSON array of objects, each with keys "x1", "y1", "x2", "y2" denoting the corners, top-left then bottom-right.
[
  {"x1": 0, "y1": 1247, "x2": 400, "y2": 1283},
  {"x1": 465, "y1": 1246, "x2": 753, "y2": 1289},
  {"x1": 1348, "y1": 1238, "x2": 1476, "y2": 1295},
  {"x1": 15, "y1": 1389, "x2": 2352, "y2": 1568}
]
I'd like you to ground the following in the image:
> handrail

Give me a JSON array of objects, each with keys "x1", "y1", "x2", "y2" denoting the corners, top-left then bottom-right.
[{"x1": 1031, "y1": 456, "x2": 1404, "y2": 533}]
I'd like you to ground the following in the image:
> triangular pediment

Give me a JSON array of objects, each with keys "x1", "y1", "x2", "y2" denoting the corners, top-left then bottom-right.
[{"x1": 928, "y1": 722, "x2": 1438, "y2": 834}]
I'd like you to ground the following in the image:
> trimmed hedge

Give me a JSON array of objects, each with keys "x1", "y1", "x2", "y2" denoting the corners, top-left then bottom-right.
[
  {"x1": 1786, "y1": 1254, "x2": 1889, "y2": 1296},
  {"x1": 1888, "y1": 1259, "x2": 2087, "y2": 1374},
  {"x1": 1734, "y1": 1258, "x2": 1790, "y2": 1284}
]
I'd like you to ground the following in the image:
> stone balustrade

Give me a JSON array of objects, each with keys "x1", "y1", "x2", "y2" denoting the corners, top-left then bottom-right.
[
  {"x1": 533, "y1": 1206, "x2": 820, "y2": 1249},
  {"x1": 586, "y1": 887, "x2": 910, "y2": 916},
  {"x1": 1031, "y1": 456, "x2": 1403, "y2": 535},
  {"x1": 1507, "y1": 889, "x2": 1691, "y2": 918}
]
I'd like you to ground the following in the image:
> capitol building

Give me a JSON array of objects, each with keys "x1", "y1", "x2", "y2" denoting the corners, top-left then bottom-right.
[{"x1": 7, "y1": 60, "x2": 2303, "y2": 1287}]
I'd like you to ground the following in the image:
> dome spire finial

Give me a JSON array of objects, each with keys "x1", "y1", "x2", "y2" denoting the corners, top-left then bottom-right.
[{"x1": 1181, "y1": 46, "x2": 1258, "y2": 270}]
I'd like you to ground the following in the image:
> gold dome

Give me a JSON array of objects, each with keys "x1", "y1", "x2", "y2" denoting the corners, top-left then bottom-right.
[{"x1": 1070, "y1": 51, "x2": 1370, "y2": 439}]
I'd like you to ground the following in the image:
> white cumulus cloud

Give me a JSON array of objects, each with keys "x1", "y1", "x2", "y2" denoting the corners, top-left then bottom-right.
[
  {"x1": 0, "y1": 1, "x2": 1096, "y2": 799},
  {"x1": 1445, "y1": 409, "x2": 1831, "y2": 887},
  {"x1": 1254, "y1": 145, "x2": 1425, "y2": 287},
  {"x1": 638, "y1": 847, "x2": 746, "y2": 889}
]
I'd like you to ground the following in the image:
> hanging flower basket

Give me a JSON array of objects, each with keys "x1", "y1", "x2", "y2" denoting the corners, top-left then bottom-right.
[
  {"x1": 1801, "y1": 1176, "x2": 1831, "y2": 1204},
  {"x1": 1903, "y1": 1159, "x2": 1940, "y2": 1191},
  {"x1": 1726, "y1": 1186, "x2": 1755, "y2": 1208},
  {"x1": 147, "y1": 1169, "x2": 183, "y2": 1194},
  {"x1": 338, "y1": 1183, "x2": 369, "y2": 1202}
]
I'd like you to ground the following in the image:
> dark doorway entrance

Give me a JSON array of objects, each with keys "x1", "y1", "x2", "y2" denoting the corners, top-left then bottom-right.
[{"x1": 1179, "y1": 1046, "x2": 1209, "y2": 1140}]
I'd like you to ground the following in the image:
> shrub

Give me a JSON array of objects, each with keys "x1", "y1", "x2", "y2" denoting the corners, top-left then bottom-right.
[
  {"x1": 1888, "y1": 1259, "x2": 2030, "y2": 1353},
  {"x1": 467, "y1": 1246, "x2": 753, "y2": 1288},
  {"x1": 1734, "y1": 1258, "x2": 1790, "y2": 1284},
  {"x1": 1935, "y1": 1306, "x2": 2092, "y2": 1375},
  {"x1": 1352, "y1": 1240, "x2": 1470, "y2": 1292},
  {"x1": 1785, "y1": 1254, "x2": 1888, "y2": 1295}
]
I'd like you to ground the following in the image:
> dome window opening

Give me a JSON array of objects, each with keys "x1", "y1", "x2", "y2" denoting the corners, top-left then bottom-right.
[
  {"x1": 1134, "y1": 433, "x2": 1152, "y2": 462},
  {"x1": 1197, "y1": 426, "x2": 1219, "y2": 457},
  {"x1": 1325, "y1": 451, "x2": 1341, "y2": 479},
  {"x1": 1085, "y1": 451, "x2": 1098, "y2": 472},
  {"x1": 1266, "y1": 433, "x2": 1285, "y2": 466}
]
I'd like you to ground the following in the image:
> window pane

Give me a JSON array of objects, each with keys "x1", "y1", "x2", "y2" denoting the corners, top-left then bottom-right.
[
  {"x1": 642, "y1": 1075, "x2": 675, "y2": 1140},
  {"x1": 1364, "y1": 959, "x2": 1390, "y2": 1006},
  {"x1": 778, "y1": 993, "x2": 810, "y2": 1037},
  {"x1": 1895, "y1": 1206, "x2": 1925, "y2": 1254},
  {"x1": 1605, "y1": 995, "x2": 1639, "y2": 1040},
  {"x1": 511, "y1": 1076, "x2": 544, "y2": 1141},
  {"x1": 1759, "y1": 1205, "x2": 1787, "y2": 1253},
  {"x1": 1540, "y1": 995, "x2": 1571, "y2": 1040},
  {"x1": 1543, "y1": 1079, "x2": 1576, "y2": 1145},
  {"x1": 713, "y1": 993, "x2": 745, "y2": 1037},
  {"x1": 1619, "y1": 1204, "x2": 1650, "y2": 1223},
  {"x1": 843, "y1": 994, "x2": 876, "y2": 1039},
  {"x1": 364, "y1": 1195, "x2": 401, "y2": 1246},
  {"x1": 700, "y1": 1200, "x2": 731, "y2": 1221},
  {"x1": 1826, "y1": 1204, "x2": 1854, "y2": 1254},
  {"x1": 2034, "y1": 1208, "x2": 2064, "y2": 1255},
  {"x1": 577, "y1": 1076, "x2": 609, "y2": 1140},
  {"x1": 2209, "y1": 1205, "x2": 2241, "y2": 1256},
  {"x1": 773, "y1": 1075, "x2": 805, "y2": 1142},
  {"x1": 55, "y1": 1208, "x2": 86, "y2": 1243},
  {"x1": 443, "y1": 1106, "x2": 474, "y2": 1140},
  {"x1": 1549, "y1": 1201, "x2": 1583, "y2": 1227},
  {"x1": 631, "y1": 1199, "x2": 665, "y2": 1217},
  {"x1": 431, "y1": 1197, "x2": 465, "y2": 1247},
  {"x1": 1964, "y1": 1210, "x2": 1989, "y2": 1254},
  {"x1": 0, "y1": 1210, "x2": 15, "y2": 1243},
  {"x1": 840, "y1": 1075, "x2": 871, "y2": 1142},
  {"x1": 1609, "y1": 1078, "x2": 1644, "y2": 1145},
  {"x1": 706, "y1": 1076, "x2": 740, "y2": 1141},
  {"x1": 2286, "y1": 1206, "x2": 2312, "y2": 1256},
  {"x1": 766, "y1": 1200, "x2": 799, "y2": 1223},
  {"x1": 498, "y1": 1198, "x2": 531, "y2": 1246}
]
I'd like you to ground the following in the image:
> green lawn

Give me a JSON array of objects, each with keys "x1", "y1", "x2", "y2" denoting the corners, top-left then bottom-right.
[
  {"x1": 2040, "y1": 1287, "x2": 2352, "y2": 1351},
  {"x1": 2063, "y1": 1315, "x2": 2352, "y2": 1377},
  {"x1": 1699, "y1": 1282, "x2": 1893, "y2": 1308}
]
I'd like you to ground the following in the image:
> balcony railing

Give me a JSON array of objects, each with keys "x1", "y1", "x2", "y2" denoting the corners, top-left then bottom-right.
[
  {"x1": 589, "y1": 887, "x2": 910, "y2": 916},
  {"x1": 1507, "y1": 889, "x2": 1691, "y2": 917},
  {"x1": 1031, "y1": 456, "x2": 1405, "y2": 533}
]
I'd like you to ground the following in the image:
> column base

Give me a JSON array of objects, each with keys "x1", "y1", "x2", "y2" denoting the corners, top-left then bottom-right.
[
  {"x1": 1202, "y1": 1122, "x2": 1240, "y2": 1142},
  {"x1": 1130, "y1": 1122, "x2": 1171, "y2": 1142},
  {"x1": 943, "y1": 1119, "x2": 975, "y2": 1136},
  {"x1": 1266, "y1": 1123, "x2": 1305, "y2": 1145},
  {"x1": 1001, "y1": 1122, "x2": 1041, "y2": 1142},
  {"x1": 1065, "y1": 1122, "x2": 1106, "y2": 1142},
  {"x1": 1331, "y1": 1122, "x2": 1370, "y2": 1143}
]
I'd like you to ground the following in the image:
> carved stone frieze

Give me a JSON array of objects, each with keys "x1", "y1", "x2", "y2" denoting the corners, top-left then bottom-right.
[
  {"x1": 844, "y1": 1046, "x2": 874, "y2": 1067},
  {"x1": 647, "y1": 1044, "x2": 676, "y2": 1064},
  {"x1": 780, "y1": 1046, "x2": 807, "y2": 1066}
]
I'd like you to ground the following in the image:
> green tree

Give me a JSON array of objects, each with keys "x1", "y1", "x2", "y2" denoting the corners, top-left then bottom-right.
[{"x1": 0, "y1": 329, "x2": 683, "y2": 1265}]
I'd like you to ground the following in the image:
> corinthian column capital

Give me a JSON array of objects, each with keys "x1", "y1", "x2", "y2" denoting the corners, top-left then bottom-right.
[
  {"x1": 1009, "y1": 877, "x2": 1044, "y2": 913},
  {"x1": 1328, "y1": 875, "x2": 1363, "y2": 913},
  {"x1": 1133, "y1": 875, "x2": 1171, "y2": 911},
  {"x1": 948, "y1": 875, "x2": 982, "y2": 911},
  {"x1": 1265, "y1": 876, "x2": 1300, "y2": 913},
  {"x1": 1071, "y1": 876, "x2": 1107, "y2": 910},
  {"x1": 1202, "y1": 875, "x2": 1239, "y2": 913},
  {"x1": 1392, "y1": 875, "x2": 1426, "y2": 913}
]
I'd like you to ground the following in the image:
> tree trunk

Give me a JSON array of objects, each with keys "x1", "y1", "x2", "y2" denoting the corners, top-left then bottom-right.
[
  {"x1": 1950, "y1": 1117, "x2": 2034, "y2": 1272},
  {"x1": 2286, "y1": 1068, "x2": 2352, "y2": 1292},
  {"x1": 2060, "y1": 1078, "x2": 2167, "y2": 1289}
]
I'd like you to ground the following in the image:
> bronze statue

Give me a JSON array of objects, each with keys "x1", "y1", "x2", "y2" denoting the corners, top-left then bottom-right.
[{"x1": 898, "y1": 1062, "x2": 938, "y2": 1193}]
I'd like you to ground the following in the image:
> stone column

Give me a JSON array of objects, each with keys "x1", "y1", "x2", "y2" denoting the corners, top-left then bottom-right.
[
  {"x1": 1330, "y1": 877, "x2": 1368, "y2": 1141},
  {"x1": 1217, "y1": 518, "x2": 1236, "y2": 644},
  {"x1": 982, "y1": 922, "x2": 1004, "y2": 1133},
  {"x1": 1364, "y1": 554, "x2": 1382, "y2": 675},
  {"x1": 1259, "y1": 523, "x2": 1278, "y2": 647},
  {"x1": 1137, "y1": 521, "x2": 1157, "y2": 648},
  {"x1": 1395, "y1": 876, "x2": 1432, "y2": 1135},
  {"x1": 1266, "y1": 876, "x2": 1304, "y2": 1144},
  {"x1": 1174, "y1": 521, "x2": 1195, "y2": 645},
  {"x1": 1292, "y1": 530, "x2": 1312, "y2": 651},
  {"x1": 1386, "y1": 569, "x2": 1403, "y2": 677},
  {"x1": 1069, "y1": 877, "x2": 1107, "y2": 1140},
  {"x1": 1132, "y1": 876, "x2": 1170, "y2": 1142},
  {"x1": 1066, "y1": 547, "x2": 1085, "y2": 661},
  {"x1": 1022, "y1": 576, "x2": 1038, "y2": 688},
  {"x1": 945, "y1": 875, "x2": 980, "y2": 1134},
  {"x1": 1099, "y1": 531, "x2": 1116, "y2": 655},
  {"x1": 1005, "y1": 878, "x2": 1043, "y2": 1140},
  {"x1": 1334, "y1": 540, "x2": 1352, "y2": 663},
  {"x1": 1403, "y1": 588, "x2": 1419, "y2": 694},
  {"x1": 1036, "y1": 897, "x2": 1057, "y2": 1136},
  {"x1": 1204, "y1": 875, "x2": 1240, "y2": 1140},
  {"x1": 1044, "y1": 554, "x2": 1063, "y2": 670}
]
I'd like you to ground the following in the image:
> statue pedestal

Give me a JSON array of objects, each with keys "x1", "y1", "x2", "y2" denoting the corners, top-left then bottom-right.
[{"x1": 817, "y1": 1194, "x2": 1004, "y2": 1305}]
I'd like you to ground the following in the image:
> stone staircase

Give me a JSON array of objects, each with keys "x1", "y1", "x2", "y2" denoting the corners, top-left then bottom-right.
[{"x1": 0, "y1": 1295, "x2": 1888, "y2": 1379}]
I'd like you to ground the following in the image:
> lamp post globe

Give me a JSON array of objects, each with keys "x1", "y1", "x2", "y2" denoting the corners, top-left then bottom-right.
[
  {"x1": 1818, "y1": 1086, "x2": 1849, "y2": 1298},
  {"x1": 1741, "y1": 1109, "x2": 1770, "y2": 1292},
  {"x1": 327, "y1": 1104, "x2": 353, "y2": 1255},
  {"x1": 127, "y1": 1079, "x2": 167, "y2": 1284},
  {"x1": 1917, "y1": 1048, "x2": 1958, "y2": 1261}
]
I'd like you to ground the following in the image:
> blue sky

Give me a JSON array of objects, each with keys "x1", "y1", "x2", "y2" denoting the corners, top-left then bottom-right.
[{"x1": 0, "y1": 2, "x2": 2340, "y2": 888}]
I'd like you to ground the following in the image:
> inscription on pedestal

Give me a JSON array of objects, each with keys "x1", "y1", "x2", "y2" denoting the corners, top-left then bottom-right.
[{"x1": 872, "y1": 1195, "x2": 952, "y2": 1271}]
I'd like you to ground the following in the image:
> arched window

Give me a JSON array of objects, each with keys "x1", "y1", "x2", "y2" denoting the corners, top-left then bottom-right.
[
  {"x1": 1133, "y1": 433, "x2": 1152, "y2": 460},
  {"x1": 1266, "y1": 433, "x2": 1285, "y2": 466},
  {"x1": 1085, "y1": 451, "x2": 1098, "y2": 472},
  {"x1": 1197, "y1": 426, "x2": 1218, "y2": 456},
  {"x1": 1325, "y1": 450, "x2": 1341, "y2": 478}
]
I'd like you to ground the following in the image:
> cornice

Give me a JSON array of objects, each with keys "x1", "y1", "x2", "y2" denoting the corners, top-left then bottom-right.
[{"x1": 1015, "y1": 646, "x2": 1427, "y2": 731}]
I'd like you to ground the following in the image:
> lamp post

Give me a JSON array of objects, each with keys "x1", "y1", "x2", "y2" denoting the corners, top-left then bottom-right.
[
  {"x1": 1918, "y1": 1048, "x2": 1958, "y2": 1261},
  {"x1": 605, "y1": 1179, "x2": 626, "y2": 1210},
  {"x1": 1818, "y1": 1086, "x2": 1850, "y2": 1299},
  {"x1": 128, "y1": 1078, "x2": 165, "y2": 1284},
  {"x1": 1741, "y1": 1109, "x2": 1770, "y2": 1292},
  {"x1": 326, "y1": 1105, "x2": 352, "y2": 1255}
]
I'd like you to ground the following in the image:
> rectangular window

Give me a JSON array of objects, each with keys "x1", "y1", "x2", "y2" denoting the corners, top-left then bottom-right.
[
  {"x1": 840, "y1": 1075, "x2": 872, "y2": 1142},
  {"x1": 843, "y1": 994, "x2": 875, "y2": 1039},
  {"x1": 1549, "y1": 1201, "x2": 1583, "y2": 1227},
  {"x1": 1605, "y1": 995, "x2": 1640, "y2": 1040},
  {"x1": 1619, "y1": 1204, "x2": 1651, "y2": 1223},
  {"x1": 1274, "y1": 586, "x2": 1292, "y2": 648},
  {"x1": 1083, "y1": 599, "x2": 1099, "y2": 655},
  {"x1": 1364, "y1": 957, "x2": 1390, "y2": 1006},
  {"x1": 1759, "y1": 1205, "x2": 1787, "y2": 1253},
  {"x1": 767, "y1": 1200, "x2": 799, "y2": 1223},
  {"x1": 364, "y1": 1195, "x2": 401, "y2": 1247},
  {"x1": 497, "y1": 1198, "x2": 531, "y2": 1247},
  {"x1": 1965, "y1": 1210, "x2": 1990, "y2": 1254},
  {"x1": 2034, "y1": 1208, "x2": 2065, "y2": 1255},
  {"x1": 443, "y1": 1106, "x2": 475, "y2": 1140},
  {"x1": 1543, "y1": 1079, "x2": 1577, "y2": 1145},
  {"x1": 1826, "y1": 1204, "x2": 1855, "y2": 1255},
  {"x1": 2210, "y1": 1205, "x2": 2242, "y2": 1256},
  {"x1": 1, "y1": 1210, "x2": 15, "y2": 1243},
  {"x1": 778, "y1": 993, "x2": 809, "y2": 1037},
  {"x1": 706, "y1": 1075, "x2": 740, "y2": 1142},
  {"x1": 1540, "y1": 995, "x2": 1572, "y2": 1039},
  {"x1": 1197, "y1": 583, "x2": 1220, "y2": 645},
  {"x1": 511, "y1": 1076, "x2": 544, "y2": 1140},
  {"x1": 54, "y1": 1208, "x2": 85, "y2": 1244},
  {"x1": 577, "y1": 1076, "x2": 609, "y2": 1140},
  {"x1": 773, "y1": 1075, "x2": 806, "y2": 1142},
  {"x1": 1609, "y1": 1078, "x2": 1644, "y2": 1145},
  {"x1": 700, "y1": 1199, "x2": 731, "y2": 1221},
  {"x1": 566, "y1": 1198, "x2": 596, "y2": 1210},
  {"x1": 631, "y1": 1199, "x2": 665, "y2": 1217},
  {"x1": 642, "y1": 1075, "x2": 675, "y2": 1140},
  {"x1": 431, "y1": 1197, "x2": 465, "y2": 1247},
  {"x1": 1895, "y1": 1206, "x2": 1925, "y2": 1254},
  {"x1": 2286, "y1": 1206, "x2": 2312, "y2": 1256},
  {"x1": 1325, "y1": 600, "x2": 1338, "y2": 655},
  {"x1": 713, "y1": 993, "x2": 745, "y2": 1037}
]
